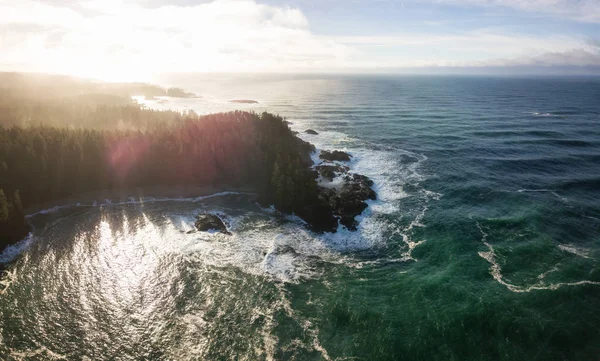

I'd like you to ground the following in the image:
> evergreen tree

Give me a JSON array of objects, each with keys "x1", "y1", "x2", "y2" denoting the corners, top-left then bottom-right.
[
  {"x1": 13, "y1": 190, "x2": 23, "y2": 215},
  {"x1": 0, "y1": 189, "x2": 8, "y2": 223},
  {"x1": 0, "y1": 108, "x2": 329, "y2": 246}
]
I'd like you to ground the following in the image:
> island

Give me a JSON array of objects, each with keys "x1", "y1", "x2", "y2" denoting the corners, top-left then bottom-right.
[
  {"x1": 166, "y1": 87, "x2": 199, "y2": 98},
  {"x1": 230, "y1": 99, "x2": 259, "y2": 104}
]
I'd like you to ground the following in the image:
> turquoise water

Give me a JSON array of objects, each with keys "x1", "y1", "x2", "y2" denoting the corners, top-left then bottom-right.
[{"x1": 1, "y1": 75, "x2": 600, "y2": 360}]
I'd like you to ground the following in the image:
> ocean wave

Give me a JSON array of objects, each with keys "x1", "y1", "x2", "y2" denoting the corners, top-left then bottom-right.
[
  {"x1": 558, "y1": 244, "x2": 592, "y2": 259},
  {"x1": 0, "y1": 192, "x2": 255, "y2": 268},
  {"x1": 25, "y1": 191, "x2": 256, "y2": 218},
  {"x1": 474, "y1": 219, "x2": 600, "y2": 293},
  {"x1": 517, "y1": 188, "x2": 570, "y2": 203},
  {"x1": 0, "y1": 233, "x2": 33, "y2": 265},
  {"x1": 530, "y1": 112, "x2": 556, "y2": 117},
  {"x1": 287, "y1": 121, "x2": 438, "y2": 267}
]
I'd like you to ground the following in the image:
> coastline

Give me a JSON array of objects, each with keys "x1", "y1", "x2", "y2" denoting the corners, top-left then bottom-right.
[
  {"x1": 24, "y1": 185, "x2": 258, "y2": 216},
  {"x1": 0, "y1": 186, "x2": 257, "y2": 266}
]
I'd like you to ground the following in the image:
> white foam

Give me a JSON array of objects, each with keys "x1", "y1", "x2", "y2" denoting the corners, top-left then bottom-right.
[
  {"x1": 558, "y1": 244, "x2": 592, "y2": 259},
  {"x1": 0, "y1": 233, "x2": 33, "y2": 264},
  {"x1": 285, "y1": 121, "x2": 438, "y2": 264},
  {"x1": 517, "y1": 189, "x2": 569, "y2": 203},
  {"x1": 474, "y1": 219, "x2": 600, "y2": 293},
  {"x1": 26, "y1": 191, "x2": 255, "y2": 219},
  {"x1": 0, "y1": 192, "x2": 255, "y2": 269},
  {"x1": 299, "y1": 125, "x2": 433, "y2": 218}
]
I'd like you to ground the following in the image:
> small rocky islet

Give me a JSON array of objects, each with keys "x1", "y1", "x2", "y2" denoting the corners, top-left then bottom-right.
[
  {"x1": 319, "y1": 150, "x2": 352, "y2": 162},
  {"x1": 194, "y1": 213, "x2": 231, "y2": 235}
]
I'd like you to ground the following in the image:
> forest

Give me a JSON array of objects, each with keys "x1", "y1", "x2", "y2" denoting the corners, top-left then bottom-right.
[
  {"x1": 0, "y1": 73, "x2": 348, "y2": 251},
  {"x1": 0, "y1": 109, "x2": 340, "y2": 250}
]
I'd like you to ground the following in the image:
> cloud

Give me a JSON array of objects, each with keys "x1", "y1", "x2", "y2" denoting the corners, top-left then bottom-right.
[
  {"x1": 430, "y1": 0, "x2": 600, "y2": 23},
  {"x1": 330, "y1": 31, "x2": 598, "y2": 67},
  {"x1": 0, "y1": 0, "x2": 598, "y2": 79},
  {"x1": 482, "y1": 49, "x2": 600, "y2": 67},
  {"x1": 0, "y1": 0, "x2": 353, "y2": 80}
]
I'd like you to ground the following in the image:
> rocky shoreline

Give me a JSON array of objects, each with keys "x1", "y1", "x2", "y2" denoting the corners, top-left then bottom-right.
[
  {"x1": 312, "y1": 150, "x2": 376, "y2": 231},
  {"x1": 194, "y1": 133, "x2": 377, "y2": 236},
  {"x1": 6, "y1": 136, "x2": 376, "y2": 253}
]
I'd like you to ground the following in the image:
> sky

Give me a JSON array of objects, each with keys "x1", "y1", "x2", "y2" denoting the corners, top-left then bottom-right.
[{"x1": 1, "y1": 0, "x2": 600, "y2": 80}]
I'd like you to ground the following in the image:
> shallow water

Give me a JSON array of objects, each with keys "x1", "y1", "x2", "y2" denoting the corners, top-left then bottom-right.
[{"x1": 1, "y1": 75, "x2": 600, "y2": 360}]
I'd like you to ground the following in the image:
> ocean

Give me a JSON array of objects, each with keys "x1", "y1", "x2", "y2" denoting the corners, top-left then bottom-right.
[{"x1": 1, "y1": 75, "x2": 600, "y2": 360}]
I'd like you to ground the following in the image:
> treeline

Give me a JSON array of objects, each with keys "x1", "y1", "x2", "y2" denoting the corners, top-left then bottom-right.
[
  {"x1": 0, "y1": 111, "x2": 336, "y2": 250},
  {"x1": 0, "y1": 72, "x2": 199, "y2": 129},
  {"x1": 0, "y1": 72, "x2": 196, "y2": 100},
  {"x1": 0, "y1": 92, "x2": 193, "y2": 129},
  {"x1": 0, "y1": 190, "x2": 28, "y2": 249}
]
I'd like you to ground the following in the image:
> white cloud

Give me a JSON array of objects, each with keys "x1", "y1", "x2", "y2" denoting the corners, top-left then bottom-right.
[
  {"x1": 430, "y1": 0, "x2": 600, "y2": 23},
  {"x1": 0, "y1": 0, "x2": 353, "y2": 80},
  {"x1": 331, "y1": 31, "x2": 599, "y2": 67},
  {"x1": 480, "y1": 49, "x2": 600, "y2": 67},
  {"x1": 0, "y1": 0, "x2": 598, "y2": 79}
]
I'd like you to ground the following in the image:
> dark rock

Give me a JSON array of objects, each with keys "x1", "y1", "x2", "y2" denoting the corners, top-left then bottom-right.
[
  {"x1": 297, "y1": 201, "x2": 339, "y2": 233},
  {"x1": 343, "y1": 173, "x2": 375, "y2": 191},
  {"x1": 319, "y1": 150, "x2": 352, "y2": 162},
  {"x1": 313, "y1": 172, "x2": 377, "y2": 231},
  {"x1": 295, "y1": 138, "x2": 316, "y2": 165},
  {"x1": 230, "y1": 99, "x2": 258, "y2": 104},
  {"x1": 315, "y1": 164, "x2": 349, "y2": 181},
  {"x1": 195, "y1": 213, "x2": 231, "y2": 235},
  {"x1": 305, "y1": 129, "x2": 318, "y2": 135}
]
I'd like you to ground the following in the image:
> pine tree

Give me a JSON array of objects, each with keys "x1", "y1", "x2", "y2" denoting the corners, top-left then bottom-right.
[
  {"x1": 13, "y1": 190, "x2": 23, "y2": 215},
  {"x1": 285, "y1": 176, "x2": 296, "y2": 211},
  {"x1": 0, "y1": 189, "x2": 9, "y2": 223}
]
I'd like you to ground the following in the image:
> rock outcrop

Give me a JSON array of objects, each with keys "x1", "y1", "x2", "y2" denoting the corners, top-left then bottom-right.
[
  {"x1": 305, "y1": 129, "x2": 319, "y2": 135},
  {"x1": 315, "y1": 164, "x2": 349, "y2": 181},
  {"x1": 319, "y1": 172, "x2": 376, "y2": 230},
  {"x1": 195, "y1": 213, "x2": 231, "y2": 235},
  {"x1": 319, "y1": 150, "x2": 352, "y2": 162},
  {"x1": 310, "y1": 151, "x2": 376, "y2": 231}
]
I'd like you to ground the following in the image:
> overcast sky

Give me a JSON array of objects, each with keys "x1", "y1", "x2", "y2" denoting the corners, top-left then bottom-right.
[{"x1": 1, "y1": 0, "x2": 599, "y2": 80}]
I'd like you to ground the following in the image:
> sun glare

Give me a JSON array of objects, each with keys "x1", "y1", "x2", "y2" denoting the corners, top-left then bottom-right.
[{"x1": 63, "y1": 64, "x2": 153, "y2": 83}]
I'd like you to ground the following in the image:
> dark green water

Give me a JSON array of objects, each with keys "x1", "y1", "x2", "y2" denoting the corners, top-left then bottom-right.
[{"x1": 1, "y1": 76, "x2": 600, "y2": 360}]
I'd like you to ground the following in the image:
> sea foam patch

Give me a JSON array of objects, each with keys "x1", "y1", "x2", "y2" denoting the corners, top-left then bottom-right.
[
  {"x1": 286, "y1": 120, "x2": 436, "y2": 262},
  {"x1": 474, "y1": 219, "x2": 600, "y2": 293}
]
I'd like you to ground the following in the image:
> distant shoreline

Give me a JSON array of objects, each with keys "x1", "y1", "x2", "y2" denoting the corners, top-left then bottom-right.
[{"x1": 24, "y1": 186, "x2": 258, "y2": 216}]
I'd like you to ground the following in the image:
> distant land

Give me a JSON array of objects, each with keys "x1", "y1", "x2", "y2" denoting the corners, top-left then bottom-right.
[{"x1": 231, "y1": 99, "x2": 259, "y2": 104}]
